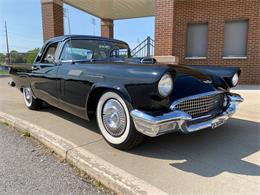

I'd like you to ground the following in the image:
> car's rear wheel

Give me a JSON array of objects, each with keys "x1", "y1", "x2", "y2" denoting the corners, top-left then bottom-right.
[
  {"x1": 96, "y1": 91, "x2": 144, "y2": 150},
  {"x1": 23, "y1": 87, "x2": 42, "y2": 110}
]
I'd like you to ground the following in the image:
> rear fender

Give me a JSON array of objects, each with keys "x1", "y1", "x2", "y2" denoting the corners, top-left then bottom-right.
[{"x1": 10, "y1": 71, "x2": 30, "y2": 91}]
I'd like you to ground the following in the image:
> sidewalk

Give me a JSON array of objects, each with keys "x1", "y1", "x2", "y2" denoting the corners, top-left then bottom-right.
[{"x1": 0, "y1": 77, "x2": 260, "y2": 194}]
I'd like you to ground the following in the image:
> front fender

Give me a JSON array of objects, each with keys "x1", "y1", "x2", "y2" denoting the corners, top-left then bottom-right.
[
  {"x1": 90, "y1": 82, "x2": 132, "y2": 103},
  {"x1": 85, "y1": 82, "x2": 132, "y2": 119}
]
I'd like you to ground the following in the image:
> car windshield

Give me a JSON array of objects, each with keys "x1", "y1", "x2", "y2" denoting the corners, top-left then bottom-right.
[{"x1": 60, "y1": 39, "x2": 130, "y2": 62}]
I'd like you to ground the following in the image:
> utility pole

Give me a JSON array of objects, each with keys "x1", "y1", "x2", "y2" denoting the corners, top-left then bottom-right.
[
  {"x1": 4, "y1": 21, "x2": 10, "y2": 64},
  {"x1": 64, "y1": 8, "x2": 71, "y2": 35},
  {"x1": 91, "y1": 18, "x2": 96, "y2": 36}
]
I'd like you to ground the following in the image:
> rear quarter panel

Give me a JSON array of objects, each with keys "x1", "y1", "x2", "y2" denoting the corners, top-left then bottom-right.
[{"x1": 9, "y1": 64, "x2": 32, "y2": 92}]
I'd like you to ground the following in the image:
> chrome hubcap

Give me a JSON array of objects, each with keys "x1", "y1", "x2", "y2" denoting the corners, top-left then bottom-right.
[
  {"x1": 102, "y1": 99, "x2": 127, "y2": 137},
  {"x1": 24, "y1": 88, "x2": 32, "y2": 105}
]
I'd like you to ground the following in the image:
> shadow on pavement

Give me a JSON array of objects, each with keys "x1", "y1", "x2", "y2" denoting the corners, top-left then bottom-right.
[
  {"x1": 131, "y1": 118, "x2": 260, "y2": 177},
  {"x1": 38, "y1": 105, "x2": 260, "y2": 177},
  {"x1": 39, "y1": 104, "x2": 100, "y2": 133}
]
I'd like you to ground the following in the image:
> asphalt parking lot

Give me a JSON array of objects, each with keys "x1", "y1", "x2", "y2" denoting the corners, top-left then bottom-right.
[{"x1": 0, "y1": 77, "x2": 259, "y2": 194}]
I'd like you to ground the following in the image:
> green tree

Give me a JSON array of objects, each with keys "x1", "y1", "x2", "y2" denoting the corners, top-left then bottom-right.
[
  {"x1": 0, "y1": 53, "x2": 6, "y2": 65},
  {"x1": 26, "y1": 48, "x2": 40, "y2": 64},
  {"x1": 10, "y1": 50, "x2": 26, "y2": 63}
]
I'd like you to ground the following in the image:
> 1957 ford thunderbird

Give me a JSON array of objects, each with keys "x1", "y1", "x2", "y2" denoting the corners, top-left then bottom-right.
[{"x1": 9, "y1": 35, "x2": 243, "y2": 150}]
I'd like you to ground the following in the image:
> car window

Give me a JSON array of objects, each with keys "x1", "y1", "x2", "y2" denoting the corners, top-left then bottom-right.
[
  {"x1": 41, "y1": 42, "x2": 58, "y2": 64},
  {"x1": 60, "y1": 39, "x2": 130, "y2": 61},
  {"x1": 110, "y1": 48, "x2": 128, "y2": 58},
  {"x1": 61, "y1": 41, "x2": 93, "y2": 61}
]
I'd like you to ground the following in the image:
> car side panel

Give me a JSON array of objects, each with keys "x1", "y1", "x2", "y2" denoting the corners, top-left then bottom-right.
[
  {"x1": 30, "y1": 63, "x2": 59, "y2": 106},
  {"x1": 57, "y1": 62, "x2": 94, "y2": 119}
]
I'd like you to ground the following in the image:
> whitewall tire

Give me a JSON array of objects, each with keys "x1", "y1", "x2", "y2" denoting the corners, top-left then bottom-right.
[
  {"x1": 23, "y1": 87, "x2": 42, "y2": 110},
  {"x1": 96, "y1": 91, "x2": 144, "y2": 150}
]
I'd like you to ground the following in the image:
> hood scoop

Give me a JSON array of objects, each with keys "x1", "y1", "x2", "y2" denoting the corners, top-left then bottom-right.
[
  {"x1": 126, "y1": 57, "x2": 157, "y2": 64},
  {"x1": 140, "y1": 57, "x2": 157, "y2": 64}
]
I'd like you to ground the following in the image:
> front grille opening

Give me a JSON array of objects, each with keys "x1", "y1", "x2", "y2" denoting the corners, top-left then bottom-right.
[{"x1": 174, "y1": 93, "x2": 225, "y2": 119}]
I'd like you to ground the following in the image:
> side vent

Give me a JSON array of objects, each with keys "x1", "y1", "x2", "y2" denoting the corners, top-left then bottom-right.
[{"x1": 140, "y1": 58, "x2": 157, "y2": 64}]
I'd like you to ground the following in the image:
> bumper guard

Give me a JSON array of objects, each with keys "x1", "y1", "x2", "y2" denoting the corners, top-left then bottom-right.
[{"x1": 130, "y1": 94, "x2": 243, "y2": 137}]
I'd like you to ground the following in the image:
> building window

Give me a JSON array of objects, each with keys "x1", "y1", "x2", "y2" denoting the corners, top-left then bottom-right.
[
  {"x1": 224, "y1": 20, "x2": 248, "y2": 58},
  {"x1": 186, "y1": 23, "x2": 208, "y2": 58}
]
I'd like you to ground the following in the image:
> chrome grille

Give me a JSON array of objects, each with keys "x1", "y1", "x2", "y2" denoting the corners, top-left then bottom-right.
[{"x1": 173, "y1": 92, "x2": 224, "y2": 119}]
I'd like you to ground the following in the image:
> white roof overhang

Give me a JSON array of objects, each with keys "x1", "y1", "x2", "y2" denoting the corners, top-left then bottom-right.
[{"x1": 64, "y1": 0, "x2": 155, "y2": 20}]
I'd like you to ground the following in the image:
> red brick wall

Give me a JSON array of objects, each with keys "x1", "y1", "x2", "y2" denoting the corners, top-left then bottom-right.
[
  {"x1": 155, "y1": 0, "x2": 176, "y2": 56},
  {"x1": 101, "y1": 19, "x2": 114, "y2": 38},
  {"x1": 41, "y1": 0, "x2": 64, "y2": 42},
  {"x1": 155, "y1": 0, "x2": 260, "y2": 84},
  {"x1": 257, "y1": 0, "x2": 260, "y2": 79}
]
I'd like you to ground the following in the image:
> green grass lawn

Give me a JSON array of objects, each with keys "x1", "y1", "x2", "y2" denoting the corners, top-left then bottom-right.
[{"x1": 0, "y1": 70, "x2": 9, "y2": 75}]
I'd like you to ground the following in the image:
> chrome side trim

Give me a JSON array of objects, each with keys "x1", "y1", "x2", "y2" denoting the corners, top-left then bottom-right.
[
  {"x1": 68, "y1": 69, "x2": 83, "y2": 76},
  {"x1": 130, "y1": 94, "x2": 243, "y2": 137},
  {"x1": 85, "y1": 74, "x2": 104, "y2": 79},
  {"x1": 170, "y1": 91, "x2": 223, "y2": 110}
]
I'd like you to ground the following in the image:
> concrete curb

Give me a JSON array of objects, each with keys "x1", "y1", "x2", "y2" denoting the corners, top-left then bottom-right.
[{"x1": 0, "y1": 111, "x2": 167, "y2": 195}]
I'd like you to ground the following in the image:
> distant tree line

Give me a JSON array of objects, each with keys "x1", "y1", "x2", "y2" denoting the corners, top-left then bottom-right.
[{"x1": 0, "y1": 48, "x2": 40, "y2": 65}]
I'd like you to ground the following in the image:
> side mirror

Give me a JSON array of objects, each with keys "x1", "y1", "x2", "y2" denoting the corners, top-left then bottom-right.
[{"x1": 45, "y1": 54, "x2": 55, "y2": 64}]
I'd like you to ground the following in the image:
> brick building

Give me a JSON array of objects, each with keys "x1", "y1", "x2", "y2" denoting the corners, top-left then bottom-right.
[{"x1": 41, "y1": 0, "x2": 260, "y2": 84}]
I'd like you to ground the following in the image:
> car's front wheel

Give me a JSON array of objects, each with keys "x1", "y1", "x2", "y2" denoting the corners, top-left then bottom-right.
[
  {"x1": 23, "y1": 87, "x2": 42, "y2": 110},
  {"x1": 96, "y1": 91, "x2": 144, "y2": 150}
]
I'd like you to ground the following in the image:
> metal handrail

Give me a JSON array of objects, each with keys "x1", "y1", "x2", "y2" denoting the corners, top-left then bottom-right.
[{"x1": 131, "y1": 36, "x2": 154, "y2": 58}]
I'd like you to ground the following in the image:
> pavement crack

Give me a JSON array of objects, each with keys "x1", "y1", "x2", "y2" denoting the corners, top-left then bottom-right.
[{"x1": 65, "y1": 138, "x2": 103, "y2": 160}]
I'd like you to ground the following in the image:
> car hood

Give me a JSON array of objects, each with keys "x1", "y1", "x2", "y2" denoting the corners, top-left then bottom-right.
[
  {"x1": 77, "y1": 60, "x2": 229, "y2": 97},
  {"x1": 111, "y1": 61, "x2": 226, "y2": 104}
]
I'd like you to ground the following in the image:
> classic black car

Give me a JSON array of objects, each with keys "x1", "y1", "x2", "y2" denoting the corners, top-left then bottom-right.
[{"x1": 9, "y1": 35, "x2": 243, "y2": 150}]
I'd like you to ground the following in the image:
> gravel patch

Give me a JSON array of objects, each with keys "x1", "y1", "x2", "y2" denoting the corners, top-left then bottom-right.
[{"x1": 0, "y1": 123, "x2": 114, "y2": 195}]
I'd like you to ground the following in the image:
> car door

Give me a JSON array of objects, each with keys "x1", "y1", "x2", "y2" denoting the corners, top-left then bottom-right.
[
  {"x1": 56, "y1": 39, "x2": 93, "y2": 119},
  {"x1": 30, "y1": 42, "x2": 60, "y2": 106}
]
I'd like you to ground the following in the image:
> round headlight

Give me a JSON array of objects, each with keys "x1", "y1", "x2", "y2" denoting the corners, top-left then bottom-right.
[
  {"x1": 232, "y1": 73, "x2": 239, "y2": 87},
  {"x1": 158, "y1": 73, "x2": 173, "y2": 97}
]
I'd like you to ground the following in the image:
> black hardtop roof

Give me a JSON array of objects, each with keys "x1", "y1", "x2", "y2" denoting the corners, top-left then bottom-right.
[{"x1": 45, "y1": 35, "x2": 128, "y2": 45}]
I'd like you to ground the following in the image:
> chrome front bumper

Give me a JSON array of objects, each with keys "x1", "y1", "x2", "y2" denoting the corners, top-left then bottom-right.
[{"x1": 130, "y1": 94, "x2": 243, "y2": 137}]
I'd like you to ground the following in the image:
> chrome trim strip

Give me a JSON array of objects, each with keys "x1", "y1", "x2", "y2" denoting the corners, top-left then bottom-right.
[
  {"x1": 170, "y1": 91, "x2": 223, "y2": 110},
  {"x1": 130, "y1": 94, "x2": 243, "y2": 137},
  {"x1": 85, "y1": 74, "x2": 104, "y2": 79},
  {"x1": 191, "y1": 114, "x2": 212, "y2": 121}
]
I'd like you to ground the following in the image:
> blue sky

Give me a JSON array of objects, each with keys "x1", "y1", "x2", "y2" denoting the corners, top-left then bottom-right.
[{"x1": 0, "y1": 0, "x2": 154, "y2": 53}]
